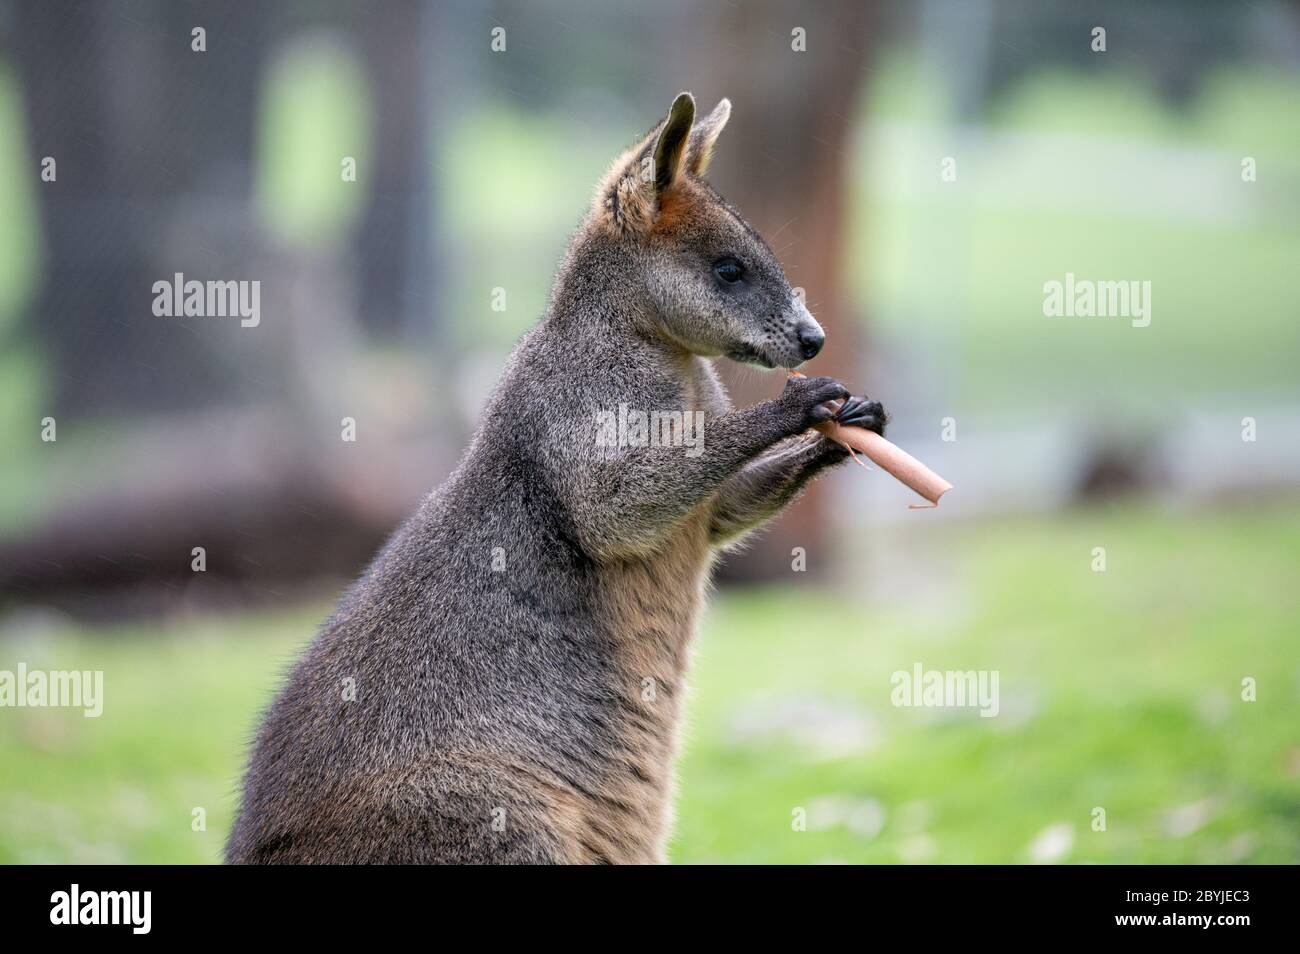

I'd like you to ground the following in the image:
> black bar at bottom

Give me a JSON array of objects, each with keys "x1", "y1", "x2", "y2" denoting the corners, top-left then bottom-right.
[{"x1": 0, "y1": 864, "x2": 1285, "y2": 939}]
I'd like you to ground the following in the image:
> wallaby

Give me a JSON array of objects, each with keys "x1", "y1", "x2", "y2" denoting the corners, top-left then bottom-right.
[{"x1": 227, "y1": 93, "x2": 886, "y2": 864}]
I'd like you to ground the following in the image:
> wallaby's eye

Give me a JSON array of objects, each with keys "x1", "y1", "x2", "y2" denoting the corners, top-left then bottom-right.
[{"x1": 713, "y1": 258, "x2": 744, "y2": 284}]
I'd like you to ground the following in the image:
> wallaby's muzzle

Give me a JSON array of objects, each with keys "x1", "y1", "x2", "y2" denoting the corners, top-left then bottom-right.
[{"x1": 784, "y1": 297, "x2": 826, "y2": 365}]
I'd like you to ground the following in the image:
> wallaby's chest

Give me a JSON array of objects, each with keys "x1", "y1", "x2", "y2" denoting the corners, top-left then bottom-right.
[
  {"x1": 578, "y1": 507, "x2": 713, "y2": 862},
  {"x1": 552, "y1": 359, "x2": 729, "y2": 861},
  {"x1": 603, "y1": 360, "x2": 723, "y2": 684},
  {"x1": 684, "y1": 358, "x2": 733, "y2": 419}
]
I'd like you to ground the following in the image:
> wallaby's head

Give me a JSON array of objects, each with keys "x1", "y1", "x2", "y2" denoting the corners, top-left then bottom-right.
[{"x1": 590, "y1": 92, "x2": 824, "y2": 369}]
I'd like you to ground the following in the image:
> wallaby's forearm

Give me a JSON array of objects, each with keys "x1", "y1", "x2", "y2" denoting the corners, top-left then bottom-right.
[
  {"x1": 709, "y1": 433, "x2": 844, "y2": 546},
  {"x1": 566, "y1": 375, "x2": 851, "y2": 560},
  {"x1": 570, "y1": 400, "x2": 800, "y2": 559}
]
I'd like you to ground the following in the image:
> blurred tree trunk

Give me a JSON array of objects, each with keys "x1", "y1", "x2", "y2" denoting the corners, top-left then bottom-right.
[
  {"x1": 353, "y1": 0, "x2": 437, "y2": 341},
  {"x1": 2, "y1": 2, "x2": 437, "y2": 619},
  {"x1": 687, "y1": 1, "x2": 879, "y2": 581},
  {"x1": 12, "y1": 0, "x2": 271, "y2": 415}
]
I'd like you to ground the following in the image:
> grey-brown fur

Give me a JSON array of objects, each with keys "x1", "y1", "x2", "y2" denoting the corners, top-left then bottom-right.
[{"x1": 226, "y1": 93, "x2": 884, "y2": 864}]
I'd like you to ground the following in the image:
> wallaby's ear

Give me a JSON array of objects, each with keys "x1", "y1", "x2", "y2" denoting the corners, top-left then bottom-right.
[
  {"x1": 593, "y1": 92, "x2": 700, "y2": 238},
  {"x1": 686, "y1": 98, "x2": 730, "y2": 177},
  {"x1": 653, "y1": 92, "x2": 696, "y2": 192}
]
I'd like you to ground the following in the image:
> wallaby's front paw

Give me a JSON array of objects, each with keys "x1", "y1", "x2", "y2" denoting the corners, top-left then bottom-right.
[
  {"x1": 836, "y1": 395, "x2": 888, "y2": 436},
  {"x1": 778, "y1": 375, "x2": 851, "y2": 431}
]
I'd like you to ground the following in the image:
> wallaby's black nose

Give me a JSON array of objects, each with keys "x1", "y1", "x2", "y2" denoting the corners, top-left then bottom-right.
[{"x1": 797, "y1": 326, "x2": 825, "y2": 360}]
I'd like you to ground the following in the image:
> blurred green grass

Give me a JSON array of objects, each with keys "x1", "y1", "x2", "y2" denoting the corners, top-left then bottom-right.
[{"x1": 1, "y1": 501, "x2": 1296, "y2": 863}]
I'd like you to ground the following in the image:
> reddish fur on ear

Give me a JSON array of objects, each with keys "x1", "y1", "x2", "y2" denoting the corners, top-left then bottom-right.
[{"x1": 649, "y1": 180, "x2": 702, "y2": 235}]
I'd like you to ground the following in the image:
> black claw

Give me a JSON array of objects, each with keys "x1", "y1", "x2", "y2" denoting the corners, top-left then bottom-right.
[
  {"x1": 836, "y1": 396, "x2": 867, "y2": 418},
  {"x1": 836, "y1": 396, "x2": 887, "y2": 435}
]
